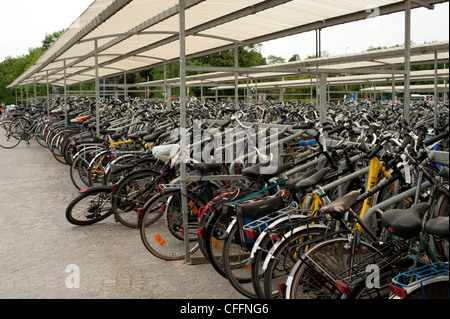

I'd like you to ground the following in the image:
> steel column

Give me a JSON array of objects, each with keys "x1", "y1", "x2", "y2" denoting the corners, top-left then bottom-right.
[
  {"x1": 179, "y1": 0, "x2": 190, "y2": 264},
  {"x1": 95, "y1": 39, "x2": 101, "y2": 137},
  {"x1": 404, "y1": 0, "x2": 412, "y2": 124}
]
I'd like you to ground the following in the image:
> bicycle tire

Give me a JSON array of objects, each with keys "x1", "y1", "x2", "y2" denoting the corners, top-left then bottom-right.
[
  {"x1": 431, "y1": 193, "x2": 449, "y2": 262},
  {"x1": 286, "y1": 237, "x2": 378, "y2": 299},
  {"x1": 34, "y1": 122, "x2": 49, "y2": 148},
  {"x1": 0, "y1": 121, "x2": 22, "y2": 148},
  {"x1": 111, "y1": 169, "x2": 165, "y2": 228},
  {"x1": 65, "y1": 186, "x2": 113, "y2": 226},
  {"x1": 261, "y1": 227, "x2": 329, "y2": 299},
  {"x1": 222, "y1": 223, "x2": 258, "y2": 299},
  {"x1": 51, "y1": 131, "x2": 69, "y2": 165},
  {"x1": 70, "y1": 152, "x2": 92, "y2": 190},
  {"x1": 202, "y1": 211, "x2": 229, "y2": 278},
  {"x1": 139, "y1": 190, "x2": 205, "y2": 261},
  {"x1": 402, "y1": 275, "x2": 449, "y2": 299}
]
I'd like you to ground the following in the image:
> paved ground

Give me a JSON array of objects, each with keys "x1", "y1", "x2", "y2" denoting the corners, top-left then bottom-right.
[{"x1": 0, "y1": 140, "x2": 243, "y2": 300}]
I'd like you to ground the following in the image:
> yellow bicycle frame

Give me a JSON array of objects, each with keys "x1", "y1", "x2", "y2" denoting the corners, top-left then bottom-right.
[{"x1": 359, "y1": 157, "x2": 394, "y2": 221}]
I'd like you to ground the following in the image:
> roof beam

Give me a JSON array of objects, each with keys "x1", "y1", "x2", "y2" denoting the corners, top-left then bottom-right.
[
  {"x1": 19, "y1": 0, "x2": 133, "y2": 84},
  {"x1": 33, "y1": 0, "x2": 205, "y2": 85},
  {"x1": 51, "y1": 0, "x2": 293, "y2": 84},
  {"x1": 411, "y1": 0, "x2": 435, "y2": 9}
]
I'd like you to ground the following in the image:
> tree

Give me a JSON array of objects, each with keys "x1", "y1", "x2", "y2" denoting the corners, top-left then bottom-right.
[{"x1": 0, "y1": 30, "x2": 65, "y2": 105}]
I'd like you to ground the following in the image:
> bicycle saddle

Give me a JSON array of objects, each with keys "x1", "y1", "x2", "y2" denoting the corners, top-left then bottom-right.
[
  {"x1": 284, "y1": 168, "x2": 318, "y2": 191},
  {"x1": 143, "y1": 130, "x2": 164, "y2": 143},
  {"x1": 242, "y1": 162, "x2": 297, "y2": 179},
  {"x1": 382, "y1": 203, "x2": 430, "y2": 239},
  {"x1": 109, "y1": 164, "x2": 135, "y2": 175},
  {"x1": 319, "y1": 190, "x2": 361, "y2": 215},
  {"x1": 193, "y1": 163, "x2": 222, "y2": 176},
  {"x1": 439, "y1": 167, "x2": 449, "y2": 179},
  {"x1": 294, "y1": 167, "x2": 331, "y2": 191},
  {"x1": 426, "y1": 216, "x2": 449, "y2": 239}
]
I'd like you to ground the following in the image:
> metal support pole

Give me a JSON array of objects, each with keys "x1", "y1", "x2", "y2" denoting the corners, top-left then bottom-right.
[
  {"x1": 164, "y1": 61, "x2": 168, "y2": 108},
  {"x1": 404, "y1": 0, "x2": 411, "y2": 124},
  {"x1": 319, "y1": 73, "x2": 327, "y2": 125},
  {"x1": 392, "y1": 72, "x2": 396, "y2": 105},
  {"x1": 167, "y1": 86, "x2": 172, "y2": 109},
  {"x1": 46, "y1": 71, "x2": 50, "y2": 116},
  {"x1": 179, "y1": 0, "x2": 190, "y2": 264},
  {"x1": 95, "y1": 39, "x2": 101, "y2": 137},
  {"x1": 64, "y1": 60, "x2": 68, "y2": 127},
  {"x1": 124, "y1": 72, "x2": 128, "y2": 99},
  {"x1": 234, "y1": 44, "x2": 239, "y2": 107},
  {"x1": 34, "y1": 79, "x2": 37, "y2": 107},
  {"x1": 434, "y1": 51, "x2": 438, "y2": 129}
]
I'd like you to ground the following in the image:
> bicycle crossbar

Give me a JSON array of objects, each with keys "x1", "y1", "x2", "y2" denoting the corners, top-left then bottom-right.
[
  {"x1": 428, "y1": 150, "x2": 449, "y2": 167},
  {"x1": 229, "y1": 178, "x2": 289, "y2": 207}
]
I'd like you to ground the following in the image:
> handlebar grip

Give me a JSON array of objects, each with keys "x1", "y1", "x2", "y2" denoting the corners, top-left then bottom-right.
[
  {"x1": 220, "y1": 120, "x2": 231, "y2": 129},
  {"x1": 328, "y1": 125, "x2": 346, "y2": 135},
  {"x1": 399, "y1": 134, "x2": 413, "y2": 151},
  {"x1": 358, "y1": 142, "x2": 370, "y2": 154},
  {"x1": 366, "y1": 144, "x2": 383, "y2": 159},
  {"x1": 293, "y1": 123, "x2": 313, "y2": 130},
  {"x1": 424, "y1": 130, "x2": 448, "y2": 147}
]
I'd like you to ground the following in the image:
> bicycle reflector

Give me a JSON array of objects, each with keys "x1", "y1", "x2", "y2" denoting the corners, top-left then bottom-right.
[
  {"x1": 245, "y1": 229, "x2": 256, "y2": 239},
  {"x1": 336, "y1": 280, "x2": 351, "y2": 296},
  {"x1": 137, "y1": 208, "x2": 143, "y2": 218},
  {"x1": 80, "y1": 189, "x2": 88, "y2": 193},
  {"x1": 389, "y1": 284, "x2": 407, "y2": 298},
  {"x1": 269, "y1": 233, "x2": 283, "y2": 242},
  {"x1": 111, "y1": 184, "x2": 117, "y2": 192}
]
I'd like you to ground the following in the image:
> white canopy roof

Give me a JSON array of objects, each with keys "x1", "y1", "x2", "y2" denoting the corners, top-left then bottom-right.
[{"x1": 8, "y1": 0, "x2": 448, "y2": 88}]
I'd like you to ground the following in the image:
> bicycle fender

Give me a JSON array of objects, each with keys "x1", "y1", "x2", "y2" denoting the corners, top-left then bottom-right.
[
  {"x1": 79, "y1": 185, "x2": 112, "y2": 194},
  {"x1": 261, "y1": 224, "x2": 329, "y2": 272},
  {"x1": 247, "y1": 215, "x2": 312, "y2": 265}
]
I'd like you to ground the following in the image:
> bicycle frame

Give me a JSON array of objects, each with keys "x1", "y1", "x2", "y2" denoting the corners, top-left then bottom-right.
[{"x1": 359, "y1": 157, "x2": 394, "y2": 222}]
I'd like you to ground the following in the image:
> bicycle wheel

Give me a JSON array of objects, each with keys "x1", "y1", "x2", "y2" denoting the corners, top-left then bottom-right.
[
  {"x1": 111, "y1": 169, "x2": 164, "y2": 228},
  {"x1": 65, "y1": 186, "x2": 113, "y2": 226},
  {"x1": 221, "y1": 223, "x2": 257, "y2": 299},
  {"x1": 139, "y1": 190, "x2": 205, "y2": 261},
  {"x1": 34, "y1": 122, "x2": 49, "y2": 148},
  {"x1": 88, "y1": 150, "x2": 113, "y2": 187},
  {"x1": 286, "y1": 237, "x2": 378, "y2": 299},
  {"x1": 402, "y1": 275, "x2": 449, "y2": 299},
  {"x1": 0, "y1": 121, "x2": 22, "y2": 148},
  {"x1": 202, "y1": 211, "x2": 229, "y2": 278},
  {"x1": 70, "y1": 146, "x2": 105, "y2": 190},
  {"x1": 431, "y1": 194, "x2": 449, "y2": 262},
  {"x1": 261, "y1": 227, "x2": 329, "y2": 299},
  {"x1": 50, "y1": 131, "x2": 70, "y2": 165}
]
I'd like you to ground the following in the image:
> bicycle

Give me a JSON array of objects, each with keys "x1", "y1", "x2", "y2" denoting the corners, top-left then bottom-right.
[
  {"x1": 0, "y1": 113, "x2": 43, "y2": 149},
  {"x1": 138, "y1": 161, "x2": 229, "y2": 261}
]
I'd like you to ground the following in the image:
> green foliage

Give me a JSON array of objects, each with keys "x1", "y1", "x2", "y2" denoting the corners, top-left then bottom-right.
[{"x1": 0, "y1": 30, "x2": 65, "y2": 105}]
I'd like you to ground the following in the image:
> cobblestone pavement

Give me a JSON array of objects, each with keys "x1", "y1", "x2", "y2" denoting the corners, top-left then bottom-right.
[{"x1": 0, "y1": 141, "x2": 244, "y2": 299}]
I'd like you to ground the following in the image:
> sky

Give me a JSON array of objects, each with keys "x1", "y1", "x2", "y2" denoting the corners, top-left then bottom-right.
[{"x1": 0, "y1": 1, "x2": 448, "y2": 63}]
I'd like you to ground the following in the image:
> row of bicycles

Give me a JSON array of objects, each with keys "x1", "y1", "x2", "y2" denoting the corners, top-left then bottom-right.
[{"x1": 2, "y1": 95, "x2": 448, "y2": 299}]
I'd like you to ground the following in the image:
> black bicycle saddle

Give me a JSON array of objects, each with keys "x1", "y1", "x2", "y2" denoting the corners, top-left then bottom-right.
[{"x1": 382, "y1": 203, "x2": 430, "y2": 239}]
